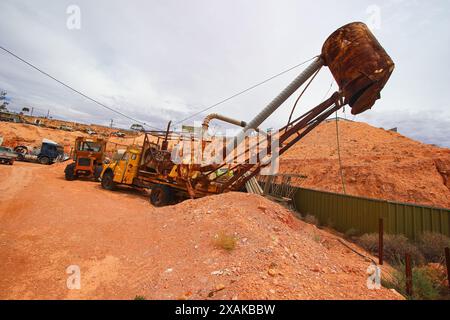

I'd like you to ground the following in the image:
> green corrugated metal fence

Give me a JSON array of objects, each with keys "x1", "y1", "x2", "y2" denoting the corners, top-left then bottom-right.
[{"x1": 293, "y1": 188, "x2": 450, "y2": 240}]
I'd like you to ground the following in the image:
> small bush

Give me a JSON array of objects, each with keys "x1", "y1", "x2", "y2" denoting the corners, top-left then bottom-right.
[
  {"x1": 134, "y1": 295, "x2": 146, "y2": 300},
  {"x1": 214, "y1": 232, "x2": 237, "y2": 252},
  {"x1": 382, "y1": 264, "x2": 444, "y2": 300},
  {"x1": 313, "y1": 234, "x2": 322, "y2": 243},
  {"x1": 418, "y1": 232, "x2": 450, "y2": 263},
  {"x1": 344, "y1": 228, "x2": 359, "y2": 239},
  {"x1": 304, "y1": 214, "x2": 319, "y2": 226},
  {"x1": 358, "y1": 233, "x2": 425, "y2": 265}
]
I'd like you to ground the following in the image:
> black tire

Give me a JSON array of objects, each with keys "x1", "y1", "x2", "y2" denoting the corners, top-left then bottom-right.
[
  {"x1": 94, "y1": 165, "x2": 103, "y2": 181},
  {"x1": 64, "y1": 163, "x2": 77, "y2": 181},
  {"x1": 38, "y1": 156, "x2": 50, "y2": 165},
  {"x1": 150, "y1": 184, "x2": 173, "y2": 207},
  {"x1": 101, "y1": 170, "x2": 116, "y2": 190},
  {"x1": 14, "y1": 146, "x2": 28, "y2": 161}
]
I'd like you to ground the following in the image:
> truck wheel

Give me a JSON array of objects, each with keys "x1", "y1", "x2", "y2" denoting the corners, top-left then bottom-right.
[
  {"x1": 64, "y1": 163, "x2": 77, "y2": 181},
  {"x1": 14, "y1": 146, "x2": 28, "y2": 161},
  {"x1": 150, "y1": 184, "x2": 173, "y2": 207},
  {"x1": 101, "y1": 171, "x2": 116, "y2": 190},
  {"x1": 94, "y1": 165, "x2": 103, "y2": 181},
  {"x1": 38, "y1": 156, "x2": 50, "y2": 165}
]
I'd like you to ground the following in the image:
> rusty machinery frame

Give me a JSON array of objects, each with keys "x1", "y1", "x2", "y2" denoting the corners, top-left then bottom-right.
[{"x1": 134, "y1": 22, "x2": 395, "y2": 200}]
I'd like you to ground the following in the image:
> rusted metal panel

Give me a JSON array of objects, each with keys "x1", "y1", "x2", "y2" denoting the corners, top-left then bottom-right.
[{"x1": 322, "y1": 22, "x2": 395, "y2": 115}]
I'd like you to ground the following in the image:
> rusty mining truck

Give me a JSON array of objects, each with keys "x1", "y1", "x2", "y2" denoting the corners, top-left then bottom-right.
[
  {"x1": 64, "y1": 137, "x2": 107, "y2": 181},
  {"x1": 100, "y1": 22, "x2": 395, "y2": 206}
]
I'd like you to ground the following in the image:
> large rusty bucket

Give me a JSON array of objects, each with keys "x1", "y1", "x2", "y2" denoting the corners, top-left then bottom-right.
[{"x1": 322, "y1": 22, "x2": 395, "y2": 115}]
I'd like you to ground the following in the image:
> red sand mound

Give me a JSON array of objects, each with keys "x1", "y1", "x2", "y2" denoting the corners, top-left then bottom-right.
[{"x1": 281, "y1": 120, "x2": 450, "y2": 209}]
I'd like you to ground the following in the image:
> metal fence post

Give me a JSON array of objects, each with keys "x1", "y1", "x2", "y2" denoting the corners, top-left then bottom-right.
[
  {"x1": 405, "y1": 253, "x2": 413, "y2": 297},
  {"x1": 379, "y1": 218, "x2": 384, "y2": 265},
  {"x1": 445, "y1": 247, "x2": 450, "y2": 290}
]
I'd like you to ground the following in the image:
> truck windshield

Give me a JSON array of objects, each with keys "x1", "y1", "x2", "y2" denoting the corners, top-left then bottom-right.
[{"x1": 80, "y1": 142, "x2": 102, "y2": 152}]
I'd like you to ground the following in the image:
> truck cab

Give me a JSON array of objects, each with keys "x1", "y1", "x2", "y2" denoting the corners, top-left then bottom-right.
[
  {"x1": 64, "y1": 137, "x2": 106, "y2": 180},
  {"x1": 14, "y1": 139, "x2": 64, "y2": 165},
  {"x1": 100, "y1": 146, "x2": 142, "y2": 189}
]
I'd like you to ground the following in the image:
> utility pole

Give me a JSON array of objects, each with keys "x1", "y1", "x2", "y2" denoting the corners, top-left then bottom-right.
[
  {"x1": 110, "y1": 119, "x2": 113, "y2": 128},
  {"x1": 31, "y1": 107, "x2": 34, "y2": 117},
  {"x1": 46, "y1": 109, "x2": 50, "y2": 119}
]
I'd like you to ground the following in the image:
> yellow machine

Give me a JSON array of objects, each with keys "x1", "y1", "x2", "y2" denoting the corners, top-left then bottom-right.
[
  {"x1": 100, "y1": 146, "x2": 141, "y2": 188},
  {"x1": 65, "y1": 137, "x2": 106, "y2": 181},
  {"x1": 100, "y1": 131, "x2": 221, "y2": 206}
]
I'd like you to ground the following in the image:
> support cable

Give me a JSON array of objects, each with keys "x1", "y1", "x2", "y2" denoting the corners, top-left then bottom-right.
[
  {"x1": 335, "y1": 110, "x2": 347, "y2": 194},
  {"x1": 175, "y1": 56, "x2": 319, "y2": 125}
]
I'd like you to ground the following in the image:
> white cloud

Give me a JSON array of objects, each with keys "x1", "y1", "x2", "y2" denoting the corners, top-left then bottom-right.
[{"x1": 0, "y1": 0, "x2": 449, "y2": 146}]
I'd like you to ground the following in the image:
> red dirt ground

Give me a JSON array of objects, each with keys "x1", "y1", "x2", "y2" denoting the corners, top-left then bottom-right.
[{"x1": 0, "y1": 162, "x2": 401, "y2": 300}]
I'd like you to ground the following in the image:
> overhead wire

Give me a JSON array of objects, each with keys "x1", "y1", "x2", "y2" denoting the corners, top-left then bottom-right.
[
  {"x1": 286, "y1": 66, "x2": 322, "y2": 128},
  {"x1": 1, "y1": 45, "x2": 319, "y2": 132},
  {"x1": 174, "y1": 56, "x2": 319, "y2": 126},
  {"x1": 335, "y1": 110, "x2": 347, "y2": 194},
  {"x1": 0, "y1": 45, "x2": 163, "y2": 130}
]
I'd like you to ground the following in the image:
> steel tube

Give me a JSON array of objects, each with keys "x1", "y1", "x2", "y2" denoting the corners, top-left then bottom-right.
[
  {"x1": 202, "y1": 113, "x2": 249, "y2": 132},
  {"x1": 244, "y1": 57, "x2": 323, "y2": 132},
  {"x1": 225, "y1": 57, "x2": 324, "y2": 158}
]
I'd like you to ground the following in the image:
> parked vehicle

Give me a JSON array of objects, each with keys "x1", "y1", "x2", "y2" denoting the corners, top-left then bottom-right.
[
  {"x1": 0, "y1": 146, "x2": 18, "y2": 165},
  {"x1": 64, "y1": 137, "x2": 106, "y2": 181},
  {"x1": 59, "y1": 125, "x2": 74, "y2": 132},
  {"x1": 111, "y1": 131, "x2": 126, "y2": 138},
  {"x1": 14, "y1": 139, "x2": 65, "y2": 165},
  {"x1": 130, "y1": 124, "x2": 145, "y2": 132}
]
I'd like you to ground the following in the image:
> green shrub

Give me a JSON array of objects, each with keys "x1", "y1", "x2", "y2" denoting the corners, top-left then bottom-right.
[
  {"x1": 418, "y1": 232, "x2": 450, "y2": 263},
  {"x1": 382, "y1": 264, "x2": 443, "y2": 300},
  {"x1": 134, "y1": 295, "x2": 146, "y2": 300},
  {"x1": 358, "y1": 233, "x2": 425, "y2": 265},
  {"x1": 313, "y1": 234, "x2": 322, "y2": 243}
]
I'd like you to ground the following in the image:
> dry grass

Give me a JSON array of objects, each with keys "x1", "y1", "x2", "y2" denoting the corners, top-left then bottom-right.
[
  {"x1": 418, "y1": 232, "x2": 450, "y2": 263},
  {"x1": 344, "y1": 228, "x2": 360, "y2": 239},
  {"x1": 214, "y1": 232, "x2": 237, "y2": 252},
  {"x1": 304, "y1": 214, "x2": 319, "y2": 226},
  {"x1": 358, "y1": 233, "x2": 425, "y2": 265}
]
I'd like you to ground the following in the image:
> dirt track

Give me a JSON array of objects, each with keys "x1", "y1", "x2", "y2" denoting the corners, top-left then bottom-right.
[{"x1": 0, "y1": 162, "x2": 401, "y2": 300}]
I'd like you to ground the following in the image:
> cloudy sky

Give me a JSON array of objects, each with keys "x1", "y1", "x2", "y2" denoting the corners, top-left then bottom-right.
[{"x1": 0, "y1": 0, "x2": 449, "y2": 146}]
